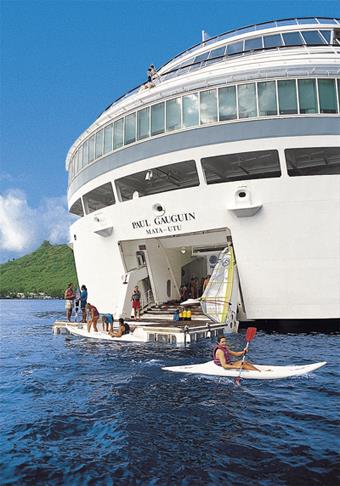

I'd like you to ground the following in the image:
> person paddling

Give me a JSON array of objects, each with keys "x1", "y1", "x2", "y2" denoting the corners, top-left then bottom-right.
[{"x1": 213, "y1": 335, "x2": 259, "y2": 371}]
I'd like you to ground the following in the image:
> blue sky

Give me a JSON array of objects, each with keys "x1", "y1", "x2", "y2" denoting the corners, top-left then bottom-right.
[{"x1": 1, "y1": 0, "x2": 339, "y2": 262}]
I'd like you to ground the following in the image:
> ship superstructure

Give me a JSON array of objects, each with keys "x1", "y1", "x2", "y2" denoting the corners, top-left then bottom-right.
[{"x1": 66, "y1": 17, "x2": 340, "y2": 323}]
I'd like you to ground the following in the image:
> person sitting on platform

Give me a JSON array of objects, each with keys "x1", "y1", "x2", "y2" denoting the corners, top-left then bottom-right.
[
  {"x1": 213, "y1": 335, "x2": 259, "y2": 371},
  {"x1": 109, "y1": 318, "x2": 130, "y2": 337},
  {"x1": 87, "y1": 303, "x2": 99, "y2": 333}
]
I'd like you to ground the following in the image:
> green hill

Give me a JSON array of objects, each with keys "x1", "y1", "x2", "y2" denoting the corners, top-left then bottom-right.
[{"x1": 0, "y1": 241, "x2": 78, "y2": 298}]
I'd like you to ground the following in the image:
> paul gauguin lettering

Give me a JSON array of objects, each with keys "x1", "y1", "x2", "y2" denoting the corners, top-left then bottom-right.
[{"x1": 132, "y1": 211, "x2": 196, "y2": 234}]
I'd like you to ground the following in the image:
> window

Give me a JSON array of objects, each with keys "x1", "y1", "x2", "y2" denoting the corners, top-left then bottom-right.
[
  {"x1": 183, "y1": 93, "x2": 199, "y2": 127},
  {"x1": 103, "y1": 124, "x2": 113, "y2": 154},
  {"x1": 298, "y1": 79, "x2": 317, "y2": 113},
  {"x1": 318, "y1": 79, "x2": 338, "y2": 113},
  {"x1": 124, "y1": 113, "x2": 136, "y2": 145},
  {"x1": 278, "y1": 80, "x2": 298, "y2": 114},
  {"x1": 227, "y1": 41, "x2": 243, "y2": 55},
  {"x1": 263, "y1": 34, "x2": 283, "y2": 48},
  {"x1": 83, "y1": 140, "x2": 88, "y2": 167},
  {"x1": 258, "y1": 81, "x2": 277, "y2": 116},
  {"x1": 88, "y1": 136, "x2": 95, "y2": 162},
  {"x1": 70, "y1": 198, "x2": 84, "y2": 217},
  {"x1": 202, "y1": 150, "x2": 281, "y2": 184},
  {"x1": 115, "y1": 160, "x2": 199, "y2": 201},
  {"x1": 319, "y1": 30, "x2": 331, "y2": 43},
  {"x1": 244, "y1": 37, "x2": 263, "y2": 51},
  {"x1": 113, "y1": 118, "x2": 124, "y2": 150},
  {"x1": 151, "y1": 102, "x2": 165, "y2": 136},
  {"x1": 282, "y1": 32, "x2": 303, "y2": 46},
  {"x1": 301, "y1": 30, "x2": 325, "y2": 45},
  {"x1": 166, "y1": 98, "x2": 181, "y2": 131},
  {"x1": 83, "y1": 182, "x2": 115, "y2": 214},
  {"x1": 285, "y1": 147, "x2": 340, "y2": 176},
  {"x1": 218, "y1": 86, "x2": 237, "y2": 120},
  {"x1": 78, "y1": 146, "x2": 83, "y2": 170},
  {"x1": 200, "y1": 89, "x2": 218, "y2": 124},
  {"x1": 238, "y1": 83, "x2": 257, "y2": 118},
  {"x1": 208, "y1": 46, "x2": 226, "y2": 59},
  {"x1": 137, "y1": 107, "x2": 150, "y2": 140},
  {"x1": 95, "y1": 129, "x2": 104, "y2": 158}
]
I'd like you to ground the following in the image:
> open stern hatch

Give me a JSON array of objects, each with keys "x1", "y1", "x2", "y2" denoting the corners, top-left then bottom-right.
[{"x1": 200, "y1": 245, "x2": 239, "y2": 333}]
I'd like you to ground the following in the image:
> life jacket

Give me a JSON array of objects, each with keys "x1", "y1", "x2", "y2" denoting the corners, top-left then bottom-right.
[
  {"x1": 123, "y1": 322, "x2": 130, "y2": 334},
  {"x1": 213, "y1": 344, "x2": 231, "y2": 366},
  {"x1": 186, "y1": 309, "x2": 192, "y2": 321}
]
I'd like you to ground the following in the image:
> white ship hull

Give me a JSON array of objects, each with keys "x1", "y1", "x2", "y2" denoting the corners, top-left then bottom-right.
[{"x1": 66, "y1": 18, "x2": 340, "y2": 325}]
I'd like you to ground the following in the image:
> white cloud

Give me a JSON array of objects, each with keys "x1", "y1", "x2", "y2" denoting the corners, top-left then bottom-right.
[{"x1": 0, "y1": 189, "x2": 75, "y2": 262}]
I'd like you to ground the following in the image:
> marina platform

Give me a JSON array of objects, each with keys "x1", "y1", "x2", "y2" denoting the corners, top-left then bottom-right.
[{"x1": 52, "y1": 317, "x2": 228, "y2": 346}]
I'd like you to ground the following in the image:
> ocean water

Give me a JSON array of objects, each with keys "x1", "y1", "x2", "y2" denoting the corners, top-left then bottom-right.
[{"x1": 0, "y1": 299, "x2": 339, "y2": 485}]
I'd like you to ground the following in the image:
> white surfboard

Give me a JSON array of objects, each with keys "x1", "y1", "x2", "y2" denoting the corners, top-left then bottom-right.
[
  {"x1": 65, "y1": 324, "x2": 148, "y2": 342},
  {"x1": 162, "y1": 360, "x2": 326, "y2": 380}
]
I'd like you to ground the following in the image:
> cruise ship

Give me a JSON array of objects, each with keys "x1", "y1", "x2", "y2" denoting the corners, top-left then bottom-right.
[{"x1": 66, "y1": 17, "x2": 340, "y2": 326}]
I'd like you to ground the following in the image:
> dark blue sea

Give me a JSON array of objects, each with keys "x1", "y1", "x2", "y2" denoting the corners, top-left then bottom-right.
[{"x1": 0, "y1": 300, "x2": 339, "y2": 485}]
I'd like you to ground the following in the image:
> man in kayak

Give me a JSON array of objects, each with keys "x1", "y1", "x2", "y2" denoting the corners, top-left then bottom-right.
[{"x1": 213, "y1": 336, "x2": 259, "y2": 371}]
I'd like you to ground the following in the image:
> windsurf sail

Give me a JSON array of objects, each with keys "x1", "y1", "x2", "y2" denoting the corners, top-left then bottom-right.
[{"x1": 200, "y1": 245, "x2": 239, "y2": 330}]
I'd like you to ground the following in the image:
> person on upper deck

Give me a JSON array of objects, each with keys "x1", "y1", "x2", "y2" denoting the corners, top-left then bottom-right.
[{"x1": 213, "y1": 335, "x2": 259, "y2": 371}]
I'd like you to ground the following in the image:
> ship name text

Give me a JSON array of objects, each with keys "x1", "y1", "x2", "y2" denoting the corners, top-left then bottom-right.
[{"x1": 132, "y1": 211, "x2": 196, "y2": 235}]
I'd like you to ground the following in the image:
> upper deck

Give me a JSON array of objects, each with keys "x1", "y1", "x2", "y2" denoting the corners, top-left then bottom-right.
[{"x1": 66, "y1": 17, "x2": 340, "y2": 195}]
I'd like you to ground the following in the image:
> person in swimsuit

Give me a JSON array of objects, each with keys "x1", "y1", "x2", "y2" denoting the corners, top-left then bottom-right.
[
  {"x1": 213, "y1": 335, "x2": 259, "y2": 371},
  {"x1": 86, "y1": 303, "x2": 99, "y2": 332}
]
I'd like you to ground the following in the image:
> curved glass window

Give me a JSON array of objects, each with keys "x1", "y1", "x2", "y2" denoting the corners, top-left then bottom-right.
[
  {"x1": 69, "y1": 77, "x2": 339, "y2": 182},
  {"x1": 319, "y1": 30, "x2": 331, "y2": 43},
  {"x1": 238, "y1": 83, "x2": 257, "y2": 118},
  {"x1": 200, "y1": 90, "x2": 217, "y2": 124},
  {"x1": 113, "y1": 119, "x2": 124, "y2": 150},
  {"x1": 244, "y1": 37, "x2": 263, "y2": 51},
  {"x1": 301, "y1": 30, "x2": 325, "y2": 44},
  {"x1": 137, "y1": 107, "x2": 150, "y2": 140},
  {"x1": 282, "y1": 32, "x2": 303, "y2": 45},
  {"x1": 263, "y1": 34, "x2": 283, "y2": 48},
  {"x1": 218, "y1": 86, "x2": 237, "y2": 120},
  {"x1": 166, "y1": 98, "x2": 181, "y2": 132},
  {"x1": 298, "y1": 79, "x2": 317, "y2": 113},
  {"x1": 278, "y1": 80, "x2": 298, "y2": 114},
  {"x1": 151, "y1": 102, "x2": 165, "y2": 136},
  {"x1": 183, "y1": 93, "x2": 199, "y2": 127},
  {"x1": 124, "y1": 113, "x2": 136, "y2": 145},
  {"x1": 318, "y1": 79, "x2": 337, "y2": 113},
  {"x1": 88, "y1": 136, "x2": 95, "y2": 162},
  {"x1": 95, "y1": 129, "x2": 103, "y2": 158},
  {"x1": 202, "y1": 150, "x2": 281, "y2": 184},
  {"x1": 115, "y1": 160, "x2": 199, "y2": 201},
  {"x1": 227, "y1": 41, "x2": 243, "y2": 55},
  {"x1": 83, "y1": 182, "x2": 115, "y2": 214},
  {"x1": 103, "y1": 124, "x2": 113, "y2": 154},
  {"x1": 258, "y1": 81, "x2": 277, "y2": 116},
  {"x1": 286, "y1": 147, "x2": 340, "y2": 176}
]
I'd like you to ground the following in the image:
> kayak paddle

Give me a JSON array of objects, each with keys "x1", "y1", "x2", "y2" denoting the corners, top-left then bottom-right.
[{"x1": 234, "y1": 326, "x2": 257, "y2": 385}]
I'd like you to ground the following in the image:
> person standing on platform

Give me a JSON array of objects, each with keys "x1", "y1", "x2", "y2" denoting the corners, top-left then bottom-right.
[
  {"x1": 131, "y1": 286, "x2": 141, "y2": 320},
  {"x1": 80, "y1": 285, "x2": 88, "y2": 323},
  {"x1": 64, "y1": 283, "x2": 75, "y2": 322},
  {"x1": 87, "y1": 303, "x2": 99, "y2": 332}
]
